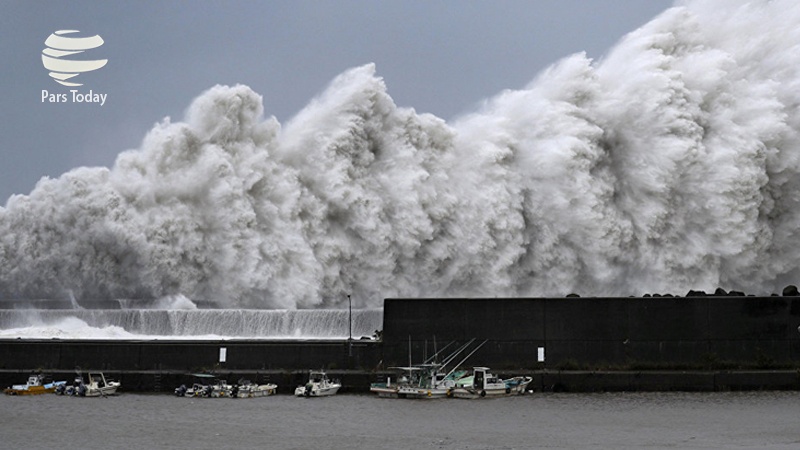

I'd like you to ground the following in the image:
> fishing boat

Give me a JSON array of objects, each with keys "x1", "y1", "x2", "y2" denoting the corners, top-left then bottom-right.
[
  {"x1": 294, "y1": 370, "x2": 341, "y2": 397},
  {"x1": 232, "y1": 378, "x2": 277, "y2": 398},
  {"x1": 369, "y1": 369, "x2": 405, "y2": 398},
  {"x1": 370, "y1": 339, "x2": 485, "y2": 399},
  {"x1": 371, "y1": 365, "x2": 467, "y2": 399},
  {"x1": 395, "y1": 364, "x2": 459, "y2": 399},
  {"x1": 450, "y1": 367, "x2": 531, "y2": 399},
  {"x1": 3, "y1": 374, "x2": 66, "y2": 396}
]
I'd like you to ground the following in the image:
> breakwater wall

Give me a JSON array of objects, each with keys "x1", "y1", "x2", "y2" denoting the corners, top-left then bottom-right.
[
  {"x1": 0, "y1": 339, "x2": 382, "y2": 393},
  {"x1": 2, "y1": 295, "x2": 800, "y2": 392},
  {"x1": 382, "y1": 296, "x2": 800, "y2": 370},
  {"x1": 0, "y1": 339, "x2": 380, "y2": 372}
]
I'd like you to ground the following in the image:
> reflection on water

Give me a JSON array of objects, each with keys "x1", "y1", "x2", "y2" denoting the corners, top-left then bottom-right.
[{"x1": 2, "y1": 391, "x2": 798, "y2": 449}]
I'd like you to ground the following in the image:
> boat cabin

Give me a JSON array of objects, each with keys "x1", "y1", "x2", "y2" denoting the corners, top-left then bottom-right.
[{"x1": 471, "y1": 367, "x2": 502, "y2": 389}]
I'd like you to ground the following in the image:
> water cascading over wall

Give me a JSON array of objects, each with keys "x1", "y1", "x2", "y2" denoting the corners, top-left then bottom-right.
[{"x1": 0, "y1": 309, "x2": 383, "y2": 340}]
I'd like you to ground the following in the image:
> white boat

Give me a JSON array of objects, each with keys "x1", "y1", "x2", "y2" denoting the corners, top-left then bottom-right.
[
  {"x1": 450, "y1": 367, "x2": 531, "y2": 399},
  {"x1": 84, "y1": 372, "x2": 121, "y2": 397},
  {"x1": 201, "y1": 378, "x2": 233, "y2": 398},
  {"x1": 369, "y1": 371, "x2": 404, "y2": 398},
  {"x1": 232, "y1": 378, "x2": 277, "y2": 398},
  {"x1": 294, "y1": 371, "x2": 341, "y2": 397},
  {"x1": 184, "y1": 375, "x2": 232, "y2": 398},
  {"x1": 176, "y1": 374, "x2": 275, "y2": 398},
  {"x1": 370, "y1": 364, "x2": 449, "y2": 398},
  {"x1": 59, "y1": 372, "x2": 120, "y2": 397},
  {"x1": 175, "y1": 382, "x2": 208, "y2": 397},
  {"x1": 3, "y1": 374, "x2": 66, "y2": 396},
  {"x1": 395, "y1": 364, "x2": 460, "y2": 399}
]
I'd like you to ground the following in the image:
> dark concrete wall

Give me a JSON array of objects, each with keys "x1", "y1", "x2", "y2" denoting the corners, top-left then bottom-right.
[
  {"x1": 382, "y1": 296, "x2": 800, "y2": 369},
  {"x1": 3, "y1": 296, "x2": 800, "y2": 393},
  {"x1": 0, "y1": 339, "x2": 381, "y2": 372}
]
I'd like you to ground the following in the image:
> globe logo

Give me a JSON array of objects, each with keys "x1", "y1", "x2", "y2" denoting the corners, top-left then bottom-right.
[{"x1": 42, "y1": 30, "x2": 107, "y2": 87}]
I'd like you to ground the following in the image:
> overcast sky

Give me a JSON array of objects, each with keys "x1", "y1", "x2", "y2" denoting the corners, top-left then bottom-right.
[{"x1": 0, "y1": 0, "x2": 674, "y2": 204}]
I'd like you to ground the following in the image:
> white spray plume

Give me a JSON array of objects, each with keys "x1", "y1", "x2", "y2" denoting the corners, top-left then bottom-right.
[{"x1": 2, "y1": 0, "x2": 800, "y2": 308}]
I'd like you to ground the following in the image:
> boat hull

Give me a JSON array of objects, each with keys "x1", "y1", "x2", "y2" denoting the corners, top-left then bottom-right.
[
  {"x1": 3, "y1": 383, "x2": 63, "y2": 396},
  {"x1": 295, "y1": 371, "x2": 341, "y2": 397},
  {"x1": 235, "y1": 384, "x2": 277, "y2": 398},
  {"x1": 451, "y1": 377, "x2": 532, "y2": 399},
  {"x1": 369, "y1": 384, "x2": 399, "y2": 398},
  {"x1": 396, "y1": 386, "x2": 449, "y2": 399},
  {"x1": 294, "y1": 385, "x2": 340, "y2": 397},
  {"x1": 84, "y1": 384, "x2": 119, "y2": 397}
]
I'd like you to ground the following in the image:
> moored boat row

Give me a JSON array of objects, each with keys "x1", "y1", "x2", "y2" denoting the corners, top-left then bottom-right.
[
  {"x1": 370, "y1": 366, "x2": 532, "y2": 399},
  {"x1": 174, "y1": 374, "x2": 278, "y2": 398},
  {"x1": 368, "y1": 339, "x2": 532, "y2": 399},
  {"x1": 173, "y1": 370, "x2": 340, "y2": 398},
  {"x1": 3, "y1": 372, "x2": 120, "y2": 397},
  {"x1": 4, "y1": 367, "x2": 529, "y2": 399}
]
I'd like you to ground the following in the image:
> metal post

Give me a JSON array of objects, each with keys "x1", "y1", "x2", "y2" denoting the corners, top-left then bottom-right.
[
  {"x1": 348, "y1": 294, "x2": 352, "y2": 341},
  {"x1": 348, "y1": 295, "x2": 352, "y2": 357}
]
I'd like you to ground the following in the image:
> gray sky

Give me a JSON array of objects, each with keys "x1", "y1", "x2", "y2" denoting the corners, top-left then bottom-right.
[{"x1": 0, "y1": 0, "x2": 674, "y2": 204}]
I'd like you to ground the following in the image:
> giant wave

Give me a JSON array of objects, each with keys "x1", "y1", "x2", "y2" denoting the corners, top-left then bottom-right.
[{"x1": 2, "y1": 0, "x2": 799, "y2": 308}]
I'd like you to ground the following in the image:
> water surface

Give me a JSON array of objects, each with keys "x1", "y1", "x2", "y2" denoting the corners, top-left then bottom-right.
[{"x1": 2, "y1": 391, "x2": 797, "y2": 449}]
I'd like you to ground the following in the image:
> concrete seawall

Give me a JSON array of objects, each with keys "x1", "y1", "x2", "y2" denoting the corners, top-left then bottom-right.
[
  {"x1": 2, "y1": 296, "x2": 800, "y2": 392},
  {"x1": 382, "y1": 296, "x2": 800, "y2": 370}
]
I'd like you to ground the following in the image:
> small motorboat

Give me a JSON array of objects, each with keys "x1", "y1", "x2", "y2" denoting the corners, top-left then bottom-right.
[
  {"x1": 58, "y1": 372, "x2": 120, "y2": 397},
  {"x1": 176, "y1": 374, "x2": 275, "y2": 398},
  {"x1": 84, "y1": 372, "x2": 121, "y2": 397},
  {"x1": 175, "y1": 373, "x2": 215, "y2": 397},
  {"x1": 231, "y1": 378, "x2": 277, "y2": 398},
  {"x1": 450, "y1": 367, "x2": 531, "y2": 399},
  {"x1": 176, "y1": 374, "x2": 232, "y2": 398},
  {"x1": 3, "y1": 374, "x2": 66, "y2": 396},
  {"x1": 294, "y1": 370, "x2": 341, "y2": 397}
]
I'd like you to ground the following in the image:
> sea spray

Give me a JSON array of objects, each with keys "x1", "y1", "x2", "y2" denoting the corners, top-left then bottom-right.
[{"x1": 1, "y1": 0, "x2": 800, "y2": 307}]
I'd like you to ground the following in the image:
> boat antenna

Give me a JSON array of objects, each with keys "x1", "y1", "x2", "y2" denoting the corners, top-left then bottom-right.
[
  {"x1": 437, "y1": 338, "x2": 475, "y2": 367},
  {"x1": 441, "y1": 339, "x2": 488, "y2": 381},
  {"x1": 422, "y1": 340, "x2": 457, "y2": 365},
  {"x1": 408, "y1": 335, "x2": 412, "y2": 367}
]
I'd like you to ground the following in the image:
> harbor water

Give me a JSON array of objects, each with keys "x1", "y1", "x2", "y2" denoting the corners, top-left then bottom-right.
[{"x1": 2, "y1": 391, "x2": 798, "y2": 449}]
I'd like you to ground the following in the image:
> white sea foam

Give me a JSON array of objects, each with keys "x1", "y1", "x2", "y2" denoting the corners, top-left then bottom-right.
[
  {"x1": 1, "y1": 0, "x2": 799, "y2": 308},
  {"x1": 0, "y1": 308, "x2": 384, "y2": 339},
  {"x1": 0, "y1": 316, "x2": 135, "y2": 339}
]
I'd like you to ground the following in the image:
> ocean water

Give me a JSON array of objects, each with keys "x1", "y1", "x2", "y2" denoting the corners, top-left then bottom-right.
[{"x1": 2, "y1": 391, "x2": 797, "y2": 449}]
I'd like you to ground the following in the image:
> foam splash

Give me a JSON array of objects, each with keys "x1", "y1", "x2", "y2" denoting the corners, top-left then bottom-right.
[
  {"x1": 0, "y1": 316, "x2": 135, "y2": 339},
  {"x1": 1, "y1": 0, "x2": 799, "y2": 308},
  {"x1": 0, "y1": 308, "x2": 384, "y2": 339}
]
